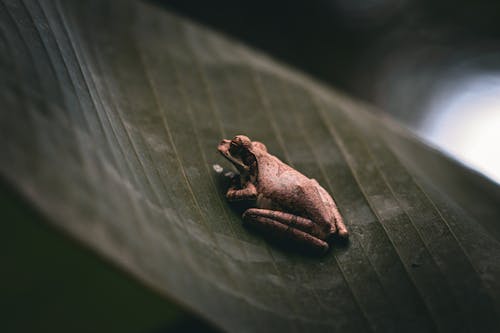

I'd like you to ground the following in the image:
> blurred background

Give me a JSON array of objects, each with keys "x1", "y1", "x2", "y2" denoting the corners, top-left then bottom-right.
[
  {"x1": 163, "y1": 0, "x2": 500, "y2": 184},
  {"x1": 2, "y1": 0, "x2": 500, "y2": 332}
]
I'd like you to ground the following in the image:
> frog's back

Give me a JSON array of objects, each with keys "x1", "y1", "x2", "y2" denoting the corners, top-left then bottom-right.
[
  {"x1": 255, "y1": 153, "x2": 312, "y2": 207},
  {"x1": 254, "y1": 152, "x2": 336, "y2": 230}
]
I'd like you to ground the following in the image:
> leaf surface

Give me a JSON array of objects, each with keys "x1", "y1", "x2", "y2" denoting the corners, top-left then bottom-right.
[{"x1": 1, "y1": 0, "x2": 500, "y2": 332}]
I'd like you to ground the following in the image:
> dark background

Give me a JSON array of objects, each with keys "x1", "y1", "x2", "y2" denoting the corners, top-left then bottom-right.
[
  {"x1": 161, "y1": 0, "x2": 500, "y2": 184},
  {"x1": 162, "y1": 0, "x2": 500, "y2": 126}
]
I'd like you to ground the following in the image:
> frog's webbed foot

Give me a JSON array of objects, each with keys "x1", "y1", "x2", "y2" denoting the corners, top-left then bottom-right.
[{"x1": 242, "y1": 208, "x2": 329, "y2": 254}]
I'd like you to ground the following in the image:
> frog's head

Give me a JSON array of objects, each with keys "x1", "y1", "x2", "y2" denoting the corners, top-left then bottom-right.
[{"x1": 217, "y1": 135, "x2": 267, "y2": 173}]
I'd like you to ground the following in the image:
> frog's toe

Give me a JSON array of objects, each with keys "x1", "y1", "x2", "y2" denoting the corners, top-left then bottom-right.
[
  {"x1": 336, "y1": 221, "x2": 349, "y2": 238},
  {"x1": 337, "y1": 228, "x2": 349, "y2": 238},
  {"x1": 328, "y1": 223, "x2": 348, "y2": 239}
]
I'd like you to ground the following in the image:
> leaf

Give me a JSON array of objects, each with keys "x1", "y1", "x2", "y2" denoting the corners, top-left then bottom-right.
[
  {"x1": 0, "y1": 181, "x2": 188, "y2": 333},
  {"x1": 1, "y1": 0, "x2": 500, "y2": 332}
]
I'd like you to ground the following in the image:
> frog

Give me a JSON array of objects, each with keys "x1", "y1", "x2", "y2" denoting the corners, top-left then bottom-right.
[{"x1": 217, "y1": 135, "x2": 348, "y2": 254}]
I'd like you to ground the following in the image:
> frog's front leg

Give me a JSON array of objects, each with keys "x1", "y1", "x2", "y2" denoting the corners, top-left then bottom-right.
[
  {"x1": 242, "y1": 208, "x2": 329, "y2": 254},
  {"x1": 226, "y1": 176, "x2": 257, "y2": 201}
]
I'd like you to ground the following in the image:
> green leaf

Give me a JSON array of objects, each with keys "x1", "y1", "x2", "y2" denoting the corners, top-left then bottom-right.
[{"x1": 1, "y1": 0, "x2": 499, "y2": 332}]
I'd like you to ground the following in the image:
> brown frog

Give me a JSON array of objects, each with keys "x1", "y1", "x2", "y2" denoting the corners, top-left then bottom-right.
[{"x1": 218, "y1": 135, "x2": 348, "y2": 254}]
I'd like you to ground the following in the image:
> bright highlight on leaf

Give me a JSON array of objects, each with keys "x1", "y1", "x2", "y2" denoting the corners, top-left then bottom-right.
[{"x1": 1, "y1": 0, "x2": 499, "y2": 332}]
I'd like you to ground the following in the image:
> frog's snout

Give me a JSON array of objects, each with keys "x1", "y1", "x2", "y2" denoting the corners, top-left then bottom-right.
[{"x1": 217, "y1": 138, "x2": 249, "y2": 172}]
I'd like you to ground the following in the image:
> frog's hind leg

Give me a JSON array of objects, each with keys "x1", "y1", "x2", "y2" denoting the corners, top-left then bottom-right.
[{"x1": 242, "y1": 208, "x2": 329, "y2": 254}]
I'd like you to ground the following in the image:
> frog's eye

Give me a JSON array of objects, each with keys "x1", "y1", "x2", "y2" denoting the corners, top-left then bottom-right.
[
  {"x1": 230, "y1": 135, "x2": 252, "y2": 154},
  {"x1": 229, "y1": 140, "x2": 241, "y2": 155}
]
